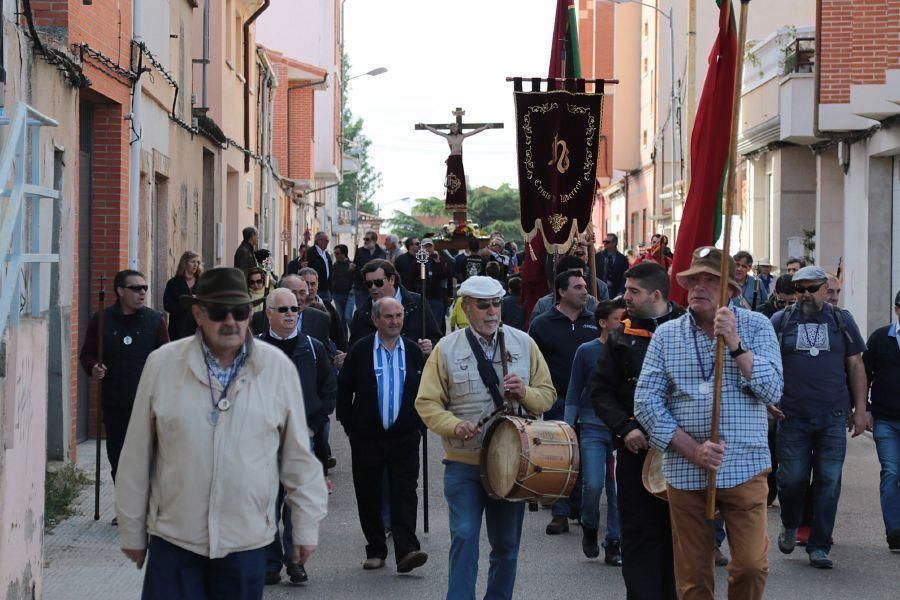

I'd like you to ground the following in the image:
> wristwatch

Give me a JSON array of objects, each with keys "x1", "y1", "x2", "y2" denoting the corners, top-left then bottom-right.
[{"x1": 729, "y1": 341, "x2": 748, "y2": 359}]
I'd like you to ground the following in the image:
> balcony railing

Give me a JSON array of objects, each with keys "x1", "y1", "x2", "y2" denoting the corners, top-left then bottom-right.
[{"x1": 783, "y1": 37, "x2": 815, "y2": 75}]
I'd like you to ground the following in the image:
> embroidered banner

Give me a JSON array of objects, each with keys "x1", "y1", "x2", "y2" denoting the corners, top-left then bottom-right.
[{"x1": 515, "y1": 89, "x2": 603, "y2": 253}]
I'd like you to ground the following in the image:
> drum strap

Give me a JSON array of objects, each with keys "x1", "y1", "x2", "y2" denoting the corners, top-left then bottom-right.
[{"x1": 464, "y1": 328, "x2": 506, "y2": 410}]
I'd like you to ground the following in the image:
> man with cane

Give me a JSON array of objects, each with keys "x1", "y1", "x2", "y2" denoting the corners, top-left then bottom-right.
[
  {"x1": 634, "y1": 247, "x2": 783, "y2": 599},
  {"x1": 80, "y1": 270, "x2": 168, "y2": 521}
]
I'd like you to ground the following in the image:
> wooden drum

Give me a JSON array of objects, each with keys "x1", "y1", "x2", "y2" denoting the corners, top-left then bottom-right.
[{"x1": 480, "y1": 416, "x2": 580, "y2": 502}]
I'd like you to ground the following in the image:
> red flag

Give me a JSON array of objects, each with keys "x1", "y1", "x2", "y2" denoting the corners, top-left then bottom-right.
[
  {"x1": 669, "y1": 1, "x2": 737, "y2": 307},
  {"x1": 521, "y1": 0, "x2": 581, "y2": 321}
]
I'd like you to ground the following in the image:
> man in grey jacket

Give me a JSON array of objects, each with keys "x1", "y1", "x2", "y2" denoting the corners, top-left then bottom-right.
[{"x1": 116, "y1": 268, "x2": 328, "y2": 599}]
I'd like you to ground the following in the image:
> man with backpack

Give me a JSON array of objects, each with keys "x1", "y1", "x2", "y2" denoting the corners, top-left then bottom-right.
[{"x1": 770, "y1": 266, "x2": 868, "y2": 569}]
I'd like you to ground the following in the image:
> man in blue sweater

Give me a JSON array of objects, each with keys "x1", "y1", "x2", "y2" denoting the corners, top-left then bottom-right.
[
  {"x1": 564, "y1": 298, "x2": 626, "y2": 565},
  {"x1": 863, "y1": 289, "x2": 900, "y2": 552}
]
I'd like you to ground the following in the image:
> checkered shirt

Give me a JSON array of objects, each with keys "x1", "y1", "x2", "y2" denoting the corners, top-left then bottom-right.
[
  {"x1": 634, "y1": 308, "x2": 783, "y2": 490},
  {"x1": 200, "y1": 335, "x2": 248, "y2": 388}
]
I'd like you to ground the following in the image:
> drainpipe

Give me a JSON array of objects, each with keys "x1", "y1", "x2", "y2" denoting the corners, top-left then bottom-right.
[
  {"x1": 128, "y1": 0, "x2": 144, "y2": 269},
  {"x1": 259, "y1": 51, "x2": 273, "y2": 252},
  {"x1": 813, "y1": 0, "x2": 839, "y2": 141},
  {"x1": 243, "y1": 0, "x2": 270, "y2": 172},
  {"x1": 202, "y1": 0, "x2": 210, "y2": 108}
]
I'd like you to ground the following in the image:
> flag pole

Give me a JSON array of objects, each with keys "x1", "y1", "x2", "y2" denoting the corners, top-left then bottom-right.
[{"x1": 707, "y1": 0, "x2": 749, "y2": 523}]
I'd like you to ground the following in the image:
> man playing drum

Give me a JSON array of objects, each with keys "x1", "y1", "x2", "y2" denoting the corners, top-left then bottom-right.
[
  {"x1": 634, "y1": 247, "x2": 783, "y2": 600},
  {"x1": 415, "y1": 276, "x2": 556, "y2": 600}
]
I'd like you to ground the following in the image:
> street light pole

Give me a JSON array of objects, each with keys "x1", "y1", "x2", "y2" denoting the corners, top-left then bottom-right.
[{"x1": 607, "y1": 0, "x2": 678, "y2": 214}]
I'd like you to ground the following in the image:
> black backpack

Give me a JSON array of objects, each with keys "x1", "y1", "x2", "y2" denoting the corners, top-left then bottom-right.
[{"x1": 776, "y1": 303, "x2": 851, "y2": 349}]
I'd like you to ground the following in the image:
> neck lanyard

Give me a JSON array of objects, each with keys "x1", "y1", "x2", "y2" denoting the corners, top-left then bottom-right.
[
  {"x1": 691, "y1": 324, "x2": 714, "y2": 383},
  {"x1": 204, "y1": 351, "x2": 244, "y2": 425}
]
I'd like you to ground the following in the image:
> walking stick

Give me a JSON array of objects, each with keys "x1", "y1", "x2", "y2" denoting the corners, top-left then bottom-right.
[
  {"x1": 707, "y1": 0, "x2": 750, "y2": 523},
  {"x1": 415, "y1": 246, "x2": 431, "y2": 533},
  {"x1": 94, "y1": 276, "x2": 106, "y2": 521}
]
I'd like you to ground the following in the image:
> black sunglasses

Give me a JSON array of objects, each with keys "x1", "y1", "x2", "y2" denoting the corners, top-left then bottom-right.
[
  {"x1": 795, "y1": 283, "x2": 824, "y2": 294},
  {"x1": 124, "y1": 284, "x2": 149, "y2": 292},
  {"x1": 273, "y1": 306, "x2": 300, "y2": 313},
  {"x1": 473, "y1": 298, "x2": 503, "y2": 310},
  {"x1": 202, "y1": 304, "x2": 252, "y2": 322},
  {"x1": 365, "y1": 279, "x2": 386, "y2": 289}
]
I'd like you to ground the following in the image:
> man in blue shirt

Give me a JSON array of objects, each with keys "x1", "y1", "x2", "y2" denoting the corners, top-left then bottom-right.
[
  {"x1": 563, "y1": 298, "x2": 626, "y2": 564},
  {"x1": 635, "y1": 247, "x2": 783, "y2": 600},
  {"x1": 771, "y1": 266, "x2": 868, "y2": 569},
  {"x1": 863, "y1": 289, "x2": 900, "y2": 552},
  {"x1": 336, "y1": 297, "x2": 428, "y2": 574},
  {"x1": 733, "y1": 251, "x2": 768, "y2": 309}
]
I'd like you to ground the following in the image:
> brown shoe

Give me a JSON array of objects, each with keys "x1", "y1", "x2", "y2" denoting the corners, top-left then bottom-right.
[
  {"x1": 546, "y1": 515, "x2": 569, "y2": 535},
  {"x1": 397, "y1": 550, "x2": 428, "y2": 574}
]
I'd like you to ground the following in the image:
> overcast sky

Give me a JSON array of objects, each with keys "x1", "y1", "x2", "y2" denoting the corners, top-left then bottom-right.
[{"x1": 343, "y1": 0, "x2": 557, "y2": 220}]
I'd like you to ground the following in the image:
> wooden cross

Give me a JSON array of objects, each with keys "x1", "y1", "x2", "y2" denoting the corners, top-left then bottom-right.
[{"x1": 414, "y1": 107, "x2": 504, "y2": 133}]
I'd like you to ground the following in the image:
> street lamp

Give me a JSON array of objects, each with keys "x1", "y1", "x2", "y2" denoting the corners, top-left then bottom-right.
[
  {"x1": 346, "y1": 66, "x2": 388, "y2": 83},
  {"x1": 603, "y1": 0, "x2": 678, "y2": 214}
]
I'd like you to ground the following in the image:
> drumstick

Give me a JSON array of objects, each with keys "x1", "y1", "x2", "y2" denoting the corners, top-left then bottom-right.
[{"x1": 498, "y1": 325, "x2": 510, "y2": 380}]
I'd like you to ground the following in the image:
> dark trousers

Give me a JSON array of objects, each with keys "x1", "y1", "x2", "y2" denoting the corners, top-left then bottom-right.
[
  {"x1": 350, "y1": 432, "x2": 421, "y2": 563},
  {"x1": 617, "y1": 447, "x2": 676, "y2": 600},
  {"x1": 142, "y1": 535, "x2": 266, "y2": 600},
  {"x1": 102, "y1": 405, "x2": 132, "y2": 482}
]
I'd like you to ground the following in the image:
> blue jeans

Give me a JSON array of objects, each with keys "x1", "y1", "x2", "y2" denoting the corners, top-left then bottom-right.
[
  {"x1": 444, "y1": 461, "x2": 525, "y2": 600},
  {"x1": 265, "y1": 485, "x2": 293, "y2": 572},
  {"x1": 553, "y1": 424, "x2": 620, "y2": 543},
  {"x1": 353, "y1": 288, "x2": 369, "y2": 316},
  {"x1": 332, "y1": 292, "x2": 350, "y2": 329},
  {"x1": 143, "y1": 535, "x2": 265, "y2": 600},
  {"x1": 776, "y1": 410, "x2": 847, "y2": 554},
  {"x1": 873, "y1": 417, "x2": 900, "y2": 534}
]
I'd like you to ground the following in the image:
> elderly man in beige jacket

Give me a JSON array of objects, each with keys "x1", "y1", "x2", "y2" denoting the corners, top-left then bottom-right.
[{"x1": 115, "y1": 268, "x2": 328, "y2": 599}]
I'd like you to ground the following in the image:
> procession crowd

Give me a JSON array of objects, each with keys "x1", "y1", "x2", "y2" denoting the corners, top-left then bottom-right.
[{"x1": 78, "y1": 225, "x2": 900, "y2": 600}]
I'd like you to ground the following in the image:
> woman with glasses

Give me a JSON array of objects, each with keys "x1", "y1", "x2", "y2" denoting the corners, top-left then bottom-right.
[
  {"x1": 163, "y1": 251, "x2": 203, "y2": 340},
  {"x1": 247, "y1": 267, "x2": 267, "y2": 313}
]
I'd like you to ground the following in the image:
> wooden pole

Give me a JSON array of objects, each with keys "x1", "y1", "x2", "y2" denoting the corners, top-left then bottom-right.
[
  {"x1": 706, "y1": 0, "x2": 749, "y2": 522},
  {"x1": 93, "y1": 276, "x2": 106, "y2": 521},
  {"x1": 418, "y1": 252, "x2": 430, "y2": 533}
]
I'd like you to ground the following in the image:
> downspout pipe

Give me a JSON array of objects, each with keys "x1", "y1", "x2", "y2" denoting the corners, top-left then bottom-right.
[
  {"x1": 244, "y1": 0, "x2": 270, "y2": 172},
  {"x1": 813, "y1": 0, "x2": 839, "y2": 141},
  {"x1": 129, "y1": 0, "x2": 144, "y2": 269}
]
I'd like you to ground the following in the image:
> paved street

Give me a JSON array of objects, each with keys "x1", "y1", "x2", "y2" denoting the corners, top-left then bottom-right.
[{"x1": 44, "y1": 427, "x2": 898, "y2": 599}]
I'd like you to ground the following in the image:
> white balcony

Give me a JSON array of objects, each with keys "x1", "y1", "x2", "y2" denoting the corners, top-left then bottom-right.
[{"x1": 851, "y1": 83, "x2": 900, "y2": 121}]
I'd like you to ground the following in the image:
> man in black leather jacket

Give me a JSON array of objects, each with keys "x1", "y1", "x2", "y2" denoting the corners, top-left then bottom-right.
[{"x1": 591, "y1": 262, "x2": 684, "y2": 600}]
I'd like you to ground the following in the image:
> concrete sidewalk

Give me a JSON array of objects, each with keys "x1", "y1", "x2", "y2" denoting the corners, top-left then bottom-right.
[{"x1": 44, "y1": 429, "x2": 899, "y2": 599}]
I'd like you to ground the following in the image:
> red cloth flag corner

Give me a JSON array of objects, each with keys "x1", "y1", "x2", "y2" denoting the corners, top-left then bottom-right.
[{"x1": 669, "y1": 1, "x2": 737, "y2": 307}]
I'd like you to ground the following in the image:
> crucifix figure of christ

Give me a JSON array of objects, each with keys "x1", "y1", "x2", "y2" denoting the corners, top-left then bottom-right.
[{"x1": 416, "y1": 107, "x2": 503, "y2": 225}]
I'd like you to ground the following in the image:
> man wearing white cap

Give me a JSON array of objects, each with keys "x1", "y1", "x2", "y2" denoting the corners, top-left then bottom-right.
[{"x1": 415, "y1": 276, "x2": 555, "y2": 600}]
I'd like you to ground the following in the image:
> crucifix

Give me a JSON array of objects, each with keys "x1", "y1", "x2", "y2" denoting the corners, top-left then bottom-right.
[{"x1": 416, "y1": 107, "x2": 503, "y2": 225}]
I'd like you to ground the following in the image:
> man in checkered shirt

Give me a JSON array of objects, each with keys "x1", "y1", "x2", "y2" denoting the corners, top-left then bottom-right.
[{"x1": 634, "y1": 247, "x2": 783, "y2": 600}]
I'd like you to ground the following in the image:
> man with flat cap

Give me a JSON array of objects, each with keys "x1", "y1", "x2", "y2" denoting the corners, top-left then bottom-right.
[
  {"x1": 115, "y1": 267, "x2": 328, "y2": 599},
  {"x1": 770, "y1": 265, "x2": 868, "y2": 569},
  {"x1": 634, "y1": 247, "x2": 783, "y2": 600},
  {"x1": 416, "y1": 276, "x2": 556, "y2": 600}
]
